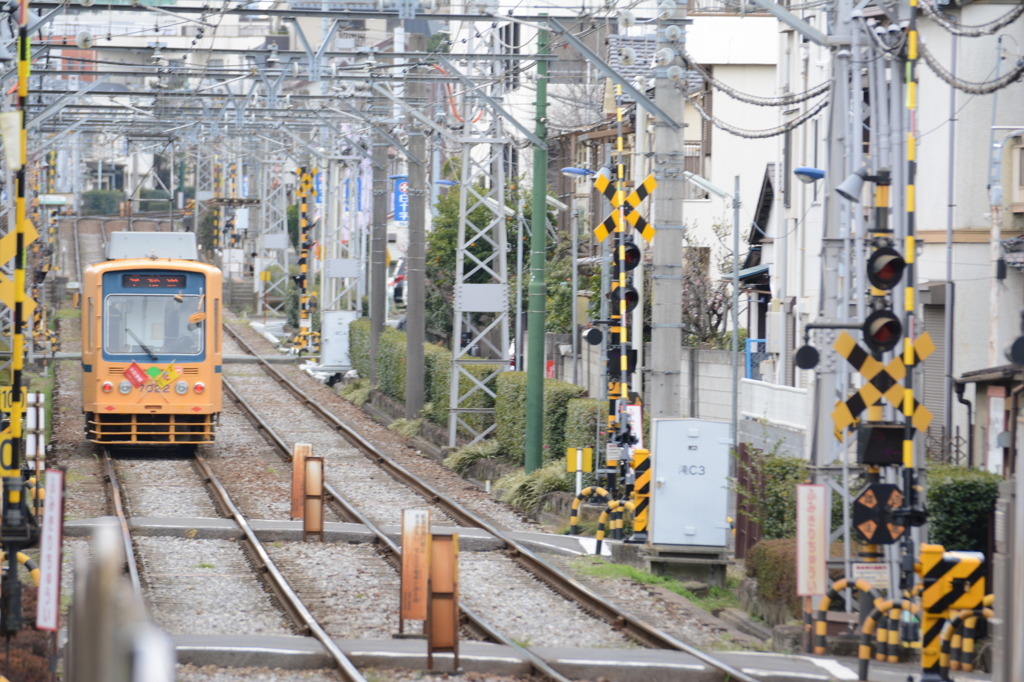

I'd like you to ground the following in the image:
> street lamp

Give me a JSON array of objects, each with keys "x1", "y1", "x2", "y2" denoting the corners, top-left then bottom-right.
[
  {"x1": 681, "y1": 172, "x2": 741, "y2": 451},
  {"x1": 561, "y1": 167, "x2": 596, "y2": 385},
  {"x1": 794, "y1": 166, "x2": 825, "y2": 184}
]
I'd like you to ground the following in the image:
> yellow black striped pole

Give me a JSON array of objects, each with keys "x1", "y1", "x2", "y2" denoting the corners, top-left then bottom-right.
[
  {"x1": 904, "y1": 0, "x2": 919, "y2": 473},
  {"x1": 229, "y1": 162, "x2": 237, "y2": 247},
  {"x1": 212, "y1": 159, "x2": 220, "y2": 250},
  {"x1": 631, "y1": 448, "x2": 650, "y2": 536},
  {"x1": 297, "y1": 167, "x2": 311, "y2": 340}
]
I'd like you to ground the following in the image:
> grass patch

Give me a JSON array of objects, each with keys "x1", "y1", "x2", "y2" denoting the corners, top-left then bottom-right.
[
  {"x1": 388, "y1": 418, "x2": 422, "y2": 439},
  {"x1": 28, "y1": 365, "x2": 54, "y2": 442},
  {"x1": 56, "y1": 309, "x2": 81, "y2": 320},
  {"x1": 443, "y1": 438, "x2": 503, "y2": 476},
  {"x1": 338, "y1": 378, "x2": 373, "y2": 407},
  {"x1": 194, "y1": 562, "x2": 215, "y2": 569},
  {"x1": 571, "y1": 556, "x2": 741, "y2": 615}
]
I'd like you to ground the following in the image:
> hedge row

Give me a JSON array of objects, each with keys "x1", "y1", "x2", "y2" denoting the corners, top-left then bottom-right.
[
  {"x1": 928, "y1": 464, "x2": 1002, "y2": 553},
  {"x1": 348, "y1": 318, "x2": 498, "y2": 435},
  {"x1": 349, "y1": 320, "x2": 600, "y2": 454},
  {"x1": 494, "y1": 373, "x2": 586, "y2": 463}
]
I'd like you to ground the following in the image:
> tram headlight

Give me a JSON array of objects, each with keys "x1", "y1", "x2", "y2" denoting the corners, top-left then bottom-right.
[
  {"x1": 101, "y1": 381, "x2": 113, "y2": 393},
  {"x1": 194, "y1": 382, "x2": 205, "y2": 394},
  {"x1": 118, "y1": 380, "x2": 131, "y2": 395},
  {"x1": 175, "y1": 381, "x2": 188, "y2": 395}
]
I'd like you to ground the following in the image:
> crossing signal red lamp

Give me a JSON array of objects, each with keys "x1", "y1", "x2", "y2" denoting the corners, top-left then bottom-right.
[
  {"x1": 863, "y1": 309, "x2": 902, "y2": 354},
  {"x1": 866, "y1": 247, "x2": 906, "y2": 290},
  {"x1": 622, "y1": 242, "x2": 641, "y2": 271},
  {"x1": 611, "y1": 284, "x2": 639, "y2": 313}
]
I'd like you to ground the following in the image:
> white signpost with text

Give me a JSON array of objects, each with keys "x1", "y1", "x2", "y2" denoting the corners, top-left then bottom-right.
[
  {"x1": 36, "y1": 469, "x2": 64, "y2": 631},
  {"x1": 796, "y1": 483, "x2": 827, "y2": 597}
]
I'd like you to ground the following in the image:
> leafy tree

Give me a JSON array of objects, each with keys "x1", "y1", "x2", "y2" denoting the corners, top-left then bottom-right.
[
  {"x1": 287, "y1": 203, "x2": 300, "y2": 251},
  {"x1": 681, "y1": 218, "x2": 738, "y2": 348}
]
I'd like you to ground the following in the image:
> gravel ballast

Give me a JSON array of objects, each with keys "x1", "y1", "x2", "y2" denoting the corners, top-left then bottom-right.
[
  {"x1": 458, "y1": 551, "x2": 632, "y2": 649},
  {"x1": 220, "y1": 362, "x2": 453, "y2": 527},
  {"x1": 116, "y1": 456, "x2": 219, "y2": 518},
  {"x1": 265, "y1": 542, "x2": 407, "y2": 639},
  {"x1": 136, "y1": 536, "x2": 292, "y2": 636}
]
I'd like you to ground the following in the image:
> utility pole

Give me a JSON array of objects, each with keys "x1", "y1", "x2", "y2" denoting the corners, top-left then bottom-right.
[
  {"x1": 369, "y1": 96, "x2": 388, "y2": 385},
  {"x1": 405, "y1": 33, "x2": 427, "y2": 419},
  {"x1": 524, "y1": 23, "x2": 549, "y2": 473},
  {"x1": 649, "y1": 8, "x2": 687, "y2": 419}
]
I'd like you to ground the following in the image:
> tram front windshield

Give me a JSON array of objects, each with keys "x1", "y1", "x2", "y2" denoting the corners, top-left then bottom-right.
[{"x1": 104, "y1": 294, "x2": 203, "y2": 357}]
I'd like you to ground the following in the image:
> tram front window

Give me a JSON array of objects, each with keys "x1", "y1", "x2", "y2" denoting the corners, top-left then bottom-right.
[{"x1": 104, "y1": 295, "x2": 204, "y2": 357}]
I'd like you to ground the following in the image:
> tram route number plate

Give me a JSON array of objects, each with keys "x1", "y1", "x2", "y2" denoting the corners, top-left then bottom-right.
[{"x1": 0, "y1": 387, "x2": 26, "y2": 412}]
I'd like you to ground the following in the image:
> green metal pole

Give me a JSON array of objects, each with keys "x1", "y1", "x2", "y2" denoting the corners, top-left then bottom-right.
[{"x1": 524, "y1": 23, "x2": 548, "y2": 473}]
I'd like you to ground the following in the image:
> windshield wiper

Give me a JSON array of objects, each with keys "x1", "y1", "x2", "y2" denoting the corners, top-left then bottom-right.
[{"x1": 125, "y1": 328, "x2": 158, "y2": 361}]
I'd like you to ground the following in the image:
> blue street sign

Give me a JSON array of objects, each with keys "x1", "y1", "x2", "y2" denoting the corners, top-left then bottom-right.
[
  {"x1": 392, "y1": 174, "x2": 409, "y2": 225},
  {"x1": 357, "y1": 177, "x2": 362, "y2": 212},
  {"x1": 314, "y1": 172, "x2": 323, "y2": 204},
  {"x1": 242, "y1": 174, "x2": 249, "y2": 197}
]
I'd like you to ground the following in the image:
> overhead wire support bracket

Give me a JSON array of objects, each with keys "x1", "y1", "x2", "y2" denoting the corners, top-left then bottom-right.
[
  {"x1": 545, "y1": 17, "x2": 682, "y2": 132},
  {"x1": 745, "y1": 0, "x2": 845, "y2": 46},
  {"x1": 309, "y1": 109, "x2": 383, "y2": 168},
  {"x1": 331, "y1": 100, "x2": 423, "y2": 164},
  {"x1": 27, "y1": 74, "x2": 111, "y2": 130},
  {"x1": 437, "y1": 55, "x2": 545, "y2": 148},
  {"x1": 371, "y1": 83, "x2": 460, "y2": 145}
]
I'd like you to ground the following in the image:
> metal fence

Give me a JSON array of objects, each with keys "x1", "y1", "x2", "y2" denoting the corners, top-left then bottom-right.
[{"x1": 745, "y1": 339, "x2": 770, "y2": 381}]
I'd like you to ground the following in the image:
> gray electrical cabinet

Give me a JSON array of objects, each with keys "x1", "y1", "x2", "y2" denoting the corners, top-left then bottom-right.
[
  {"x1": 650, "y1": 418, "x2": 731, "y2": 547},
  {"x1": 319, "y1": 311, "x2": 359, "y2": 371}
]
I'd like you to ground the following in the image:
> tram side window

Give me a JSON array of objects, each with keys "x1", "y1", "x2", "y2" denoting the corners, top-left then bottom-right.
[{"x1": 104, "y1": 294, "x2": 204, "y2": 356}]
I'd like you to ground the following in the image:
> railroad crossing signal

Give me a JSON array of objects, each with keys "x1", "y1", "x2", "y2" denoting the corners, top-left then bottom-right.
[
  {"x1": 852, "y1": 483, "x2": 905, "y2": 545},
  {"x1": 593, "y1": 172, "x2": 657, "y2": 243},
  {"x1": 831, "y1": 331, "x2": 935, "y2": 439}
]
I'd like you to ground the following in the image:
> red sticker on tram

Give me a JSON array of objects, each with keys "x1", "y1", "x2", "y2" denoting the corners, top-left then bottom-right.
[{"x1": 124, "y1": 362, "x2": 148, "y2": 388}]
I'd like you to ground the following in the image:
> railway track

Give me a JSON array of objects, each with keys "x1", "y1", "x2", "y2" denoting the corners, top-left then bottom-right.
[
  {"x1": 221, "y1": 321, "x2": 760, "y2": 682},
  {"x1": 100, "y1": 446, "x2": 368, "y2": 682}
]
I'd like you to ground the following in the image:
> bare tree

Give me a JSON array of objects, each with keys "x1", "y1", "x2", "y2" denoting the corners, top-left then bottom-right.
[{"x1": 681, "y1": 218, "x2": 741, "y2": 348}]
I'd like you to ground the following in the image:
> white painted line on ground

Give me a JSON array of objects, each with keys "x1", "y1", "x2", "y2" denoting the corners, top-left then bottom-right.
[
  {"x1": 741, "y1": 669, "x2": 829, "y2": 680},
  {"x1": 574, "y1": 537, "x2": 612, "y2": 556},
  {"x1": 804, "y1": 657, "x2": 859, "y2": 680},
  {"x1": 557, "y1": 659, "x2": 705, "y2": 670}
]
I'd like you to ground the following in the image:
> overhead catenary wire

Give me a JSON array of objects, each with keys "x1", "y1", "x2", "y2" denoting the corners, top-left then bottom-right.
[
  {"x1": 686, "y1": 90, "x2": 829, "y2": 139},
  {"x1": 919, "y1": 0, "x2": 1024, "y2": 37},
  {"x1": 682, "y1": 51, "x2": 831, "y2": 106},
  {"x1": 919, "y1": 40, "x2": 1024, "y2": 93}
]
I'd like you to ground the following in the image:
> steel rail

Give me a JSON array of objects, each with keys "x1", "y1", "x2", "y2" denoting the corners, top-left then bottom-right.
[
  {"x1": 191, "y1": 453, "x2": 367, "y2": 682},
  {"x1": 99, "y1": 448, "x2": 144, "y2": 600},
  {"x1": 221, "y1": 377, "x2": 573, "y2": 682},
  {"x1": 222, "y1": 323, "x2": 760, "y2": 682}
]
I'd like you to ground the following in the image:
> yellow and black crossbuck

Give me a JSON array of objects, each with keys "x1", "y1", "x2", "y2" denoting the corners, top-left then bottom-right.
[
  {"x1": 830, "y1": 330, "x2": 935, "y2": 439},
  {"x1": 593, "y1": 172, "x2": 657, "y2": 243}
]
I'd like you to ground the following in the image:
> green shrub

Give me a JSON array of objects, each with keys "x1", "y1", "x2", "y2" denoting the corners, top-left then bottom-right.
[
  {"x1": 494, "y1": 459, "x2": 573, "y2": 512},
  {"x1": 444, "y1": 438, "x2": 503, "y2": 476},
  {"x1": 349, "y1": 318, "x2": 371, "y2": 380},
  {"x1": 496, "y1": 373, "x2": 585, "y2": 464},
  {"x1": 732, "y1": 446, "x2": 808, "y2": 540},
  {"x1": 139, "y1": 188, "x2": 170, "y2": 213},
  {"x1": 564, "y1": 398, "x2": 606, "y2": 453},
  {"x1": 927, "y1": 464, "x2": 1002, "y2": 553},
  {"x1": 338, "y1": 378, "x2": 373, "y2": 406},
  {"x1": 495, "y1": 373, "x2": 529, "y2": 459},
  {"x1": 345, "y1": 318, "x2": 495, "y2": 434},
  {"x1": 746, "y1": 538, "x2": 801, "y2": 620},
  {"x1": 543, "y1": 380, "x2": 586, "y2": 461},
  {"x1": 82, "y1": 189, "x2": 126, "y2": 216}
]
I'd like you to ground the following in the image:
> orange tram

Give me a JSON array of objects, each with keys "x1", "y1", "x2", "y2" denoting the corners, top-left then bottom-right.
[{"x1": 81, "y1": 232, "x2": 222, "y2": 445}]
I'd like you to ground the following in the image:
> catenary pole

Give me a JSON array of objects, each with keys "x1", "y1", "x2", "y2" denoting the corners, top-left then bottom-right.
[
  {"x1": 369, "y1": 95, "x2": 388, "y2": 385},
  {"x1": 405, "y1": 33, "x2": 427, "y2": 419},
  {"x1": 524, "y1": 22, "x2": 548, "y2": 473}
]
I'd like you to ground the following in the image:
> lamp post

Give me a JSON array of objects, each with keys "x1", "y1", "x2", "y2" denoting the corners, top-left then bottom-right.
[{"x1": 561, "y1": 167, "x2": 597, "y2": 386}]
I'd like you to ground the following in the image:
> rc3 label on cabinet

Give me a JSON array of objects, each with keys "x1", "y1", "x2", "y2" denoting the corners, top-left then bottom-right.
[{"x1": 650, "y1": 418, "x2": 731, "y2": 547}]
